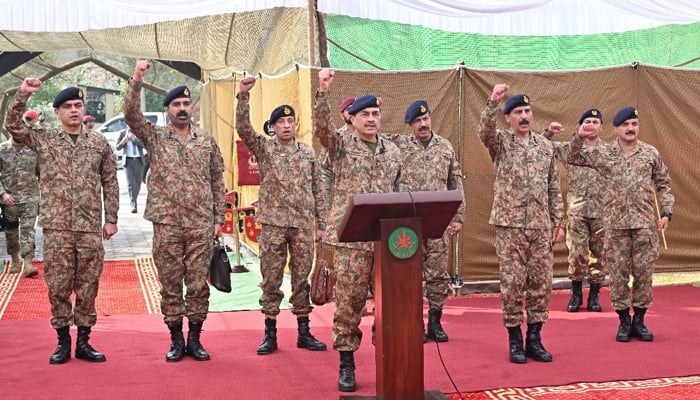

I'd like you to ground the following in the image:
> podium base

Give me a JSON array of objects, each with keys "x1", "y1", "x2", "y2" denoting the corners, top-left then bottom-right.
[
  {"x1": 231, "y1": 264, "x2": 249, "y2": 273},
  {"x1": 340, "y1": 389, "x2": 449, "y2": 400}
]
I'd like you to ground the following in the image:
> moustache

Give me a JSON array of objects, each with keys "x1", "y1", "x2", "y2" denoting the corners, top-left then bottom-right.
[
  {"x1": 177, "y1": 111, "x2": 188, "y2": 117},
  {"x1": 519, "y1": 119, "x2": 529, "y2": 124}
]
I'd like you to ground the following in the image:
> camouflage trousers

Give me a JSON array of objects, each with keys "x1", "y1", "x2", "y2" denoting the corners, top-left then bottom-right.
[
  {"x1": 423, "y1": 235, "x2": 450, "y2": 310},
  {"x1": 3, "y1": 201, "x2": 38, "y2": 258},
  {"x1": 495, "y1": 226, "x2": 553, "y2": 327},
  {"x1": 43, "y1": 229, "x2": 104, "y2": 329},
  {"x1": 605, "y1": 228, "x2": 658, "y2": 310},
  {"x1": 332, "y1": 246, "x2": 374, "y2": 352},
  {"x1": 566, "y1": 215, "x2": 605, "y2": 284},
  {"x1": 258, "y1": 224, "x2": 314, "y2": 317},
  {"x1": 152, "y1": 223, "x2": 212, "y2": 325}
]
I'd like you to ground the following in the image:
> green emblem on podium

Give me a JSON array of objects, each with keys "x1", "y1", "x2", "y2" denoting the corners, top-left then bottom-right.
[{"x1": 388, "y1": 227, "x2": 419, "y2": 259}]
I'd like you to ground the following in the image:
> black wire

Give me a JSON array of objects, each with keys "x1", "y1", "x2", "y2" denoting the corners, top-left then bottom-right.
[{"x1": 407, "y1": 191, "x2": 465, "y2": 399}]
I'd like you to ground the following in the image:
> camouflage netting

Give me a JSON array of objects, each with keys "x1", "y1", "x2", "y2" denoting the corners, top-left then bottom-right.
[
  {"x1": 202, "y1": 64, "x2": 700, "y2": 281},
  {"x1": 0, "y1": 8, "x2": 315, "y2": 78}
]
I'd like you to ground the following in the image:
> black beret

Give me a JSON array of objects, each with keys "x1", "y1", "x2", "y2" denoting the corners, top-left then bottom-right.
[
  {"x1": 613, "y1": 107, "x2": 639, "y2": 127},
  {"x1": 503, "y1": 94, "x2": 530, "y2": 114},
  {"x1": 163, "y1": 85, "x2": 190, "y2": 107},
  {"x1": 404, "y1": 100, "x2": 430, "y2": 124},
  {"x1": 53, "y1": 87, "x2": 84, "y2": 108},
  {"x1": 269, "y1": 105, "x2": 295, "y2": 125},
  {"x1": 578, "y1": 108, "x2": 603, "y2": 125},
  {"x1": 347, "y1": 95, "x2": 382, "y2": 115}
]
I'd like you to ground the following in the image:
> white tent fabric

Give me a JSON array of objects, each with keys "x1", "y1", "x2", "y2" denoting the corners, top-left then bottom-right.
[
  {"x1": 0, "y1": 0, "x2": 698, "y2": 36},
  {"x1": 319, "y1": 0, "x2": 700, "y2": 35}
]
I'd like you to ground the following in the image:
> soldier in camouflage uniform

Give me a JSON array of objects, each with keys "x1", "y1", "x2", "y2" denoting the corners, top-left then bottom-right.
[
  {"x1": 478, "y1": 84, "x2": 565, "y2": 364},
  {"x1": 314, "y1": 68, "x2": 407, "y2": 393},
  {"x1": 5, "y1": 79, "x2": 119, "y2": 365},
  {"x1": 235, "y1": 76, "x2": 327, "y2": 356},
  {"x1": 543, "y1": 109, "x2": 607, "y2": 312},
  {"x1": 0, "y1": 134, "x2": 40, "y2": 278},
  {"x1": 384, "y1": 100, "x2": 464, "y2": 343},
  {"x1": 125, "y1": 61, "x2": 226, "y2": 362},
  {"x1": 568, "y1": 106, "x2": 673, "y2": 343}
]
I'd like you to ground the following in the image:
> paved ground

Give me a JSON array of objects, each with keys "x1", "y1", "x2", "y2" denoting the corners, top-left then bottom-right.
[{"x1": 1, "y1": 171, "x2": 154, "y2": 262}]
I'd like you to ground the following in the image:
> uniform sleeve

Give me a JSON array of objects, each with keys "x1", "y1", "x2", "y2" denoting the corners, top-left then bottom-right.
[
  {"x1": 313, "y1": 91, "x2": 338, "y2": 161},
  {"x1": 316, "y1": 148, "x2": 332, "y2": 230},
  {"x1": 547, "y1": 155, "x2": 565, "y2": 228},
  {"x1": 4, "y1": 91, "x2": 39, "y2": 150},
  {"x1": 567, "y1": 135, "x2": 611, "y2": 177},
  {"x1": 210, "y1": 138, "x2": 227, "y2": 225},
  {"x1": 652, "y1": 151, "x2": 674, "y2": 215},
  {"x1": 235, "y1": 91, "x2": 269, "y2": 161},
  {"x1": 477, "y1": 99, "x2": 502, "y2": 162},
  {"x1": 124, "y1": 79, "x2": 156, "y2": 148},
  {"x1": 542, "y1": 130, "x2": 570, "y2": 163},
  {"x1": 100, "y1": 139, "x2": 120, "y2": 224}
]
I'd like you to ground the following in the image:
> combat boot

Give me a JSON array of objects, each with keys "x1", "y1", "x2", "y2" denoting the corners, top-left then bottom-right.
[
  {"x1": 587, "y1": 283, "x2": 602, "y2": 312},
  {"x1": 49, "y1": 326, "x2": 72, "y2": 365},
  {"x1": 631, "y1": 307, "x2": 654, "y2": 341},
  {"x1": 165, "y1": 321, "x2": 185, "y2": 362},
  {"x1": 257, "y1": 318, "x2": 277, "y2": 355},
  {"x1": 525, "y1": 323, "x2": 552, "y2": 362},
  {"x1": 427, "y1": 308, "x2": 449, "y2": 342},
  {"x1": 186, "y1": 321, "x2": 210, "y2": 361},
  {"x1": 567, "y1": 281, "x2": 583, "y2": 312},
  {"x1": 297, "y1": 316, "x2": 327, "y2": 351},
  {"x1": 75, "y1": 326, "x2": 106, "y2": 362},
  {"x1": 8, "y1": 253, "x2": 20, "y2": 274},
  {"x1": 338, "y1": 351, "x2": 356, "y2": 392},
  {"x1": 616, "y1": 308, "x2": 632, "y2": 342},
  {"x1": 507, "y1": 326, "x2": 526, "y2": 364},
  {"x1": 21, "y1": 255, "x2": 38, "y2": 278}
]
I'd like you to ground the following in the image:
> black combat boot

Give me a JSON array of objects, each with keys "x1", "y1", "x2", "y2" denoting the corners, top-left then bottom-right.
[
  {"x1": 257, "y1": 318, "x2": 277, "y2": 355},
  {"x1": 567, "y1": 281, "x2": 583, "y2": 312},
  {"x1": 587, "y1": 283, "x2": 602, "y2": 312},
  {"x1": 525, "y1": 323, "x2": 552, "y2": 362},
  {"x1": 507, "y1": 326, "x2": 526, "y2": 364},
  {"x1": 49, "y1": 326, "x2": 72, "y2": 365},
  {"x1": 186, "y1": 321, "x2": 210, "y2": 361},
  {"x1": 338, "y1": 351, "x2": 356, "y2": 392},
  {"x1": 296, "y1": 316, "x2": 327, "y2": 351},
  {"x1": 631, "y1": 307, "x2": 654, "y2": 341},
  {"x1": 75, "y1": 326, "x2": 106, "y2": 362},
  {"x1": 616, "y1": 308, "x2": 632, "y2": 342},
  {"x1": 427, "y1": 309, "x2": 449, "y2": 342},
  {"x1": 165, "y1": 321, "x2": 186, "y2": 362}
]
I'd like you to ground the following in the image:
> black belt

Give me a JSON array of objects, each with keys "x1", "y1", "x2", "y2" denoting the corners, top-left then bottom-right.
[{"x1": 126, "y1": 156, "x2": 141, "y2": 159}]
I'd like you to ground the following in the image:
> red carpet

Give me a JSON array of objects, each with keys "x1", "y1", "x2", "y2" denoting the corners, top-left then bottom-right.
[
  {"x1": 0, "y1": 257, "x2": 161, "y2": 320},
  {"x1": 1, "y1": 284, "x2": 700, "y2": 399}
]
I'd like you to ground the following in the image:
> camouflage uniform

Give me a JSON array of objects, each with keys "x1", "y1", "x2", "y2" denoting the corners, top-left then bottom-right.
[
  {"x1": 568, "y1": 135, "x2": 674, "y2": 310},
  {"x1": 544, "y1": 131, "x2": 606, "y2": 284},
  {"x1": 318, "y1": 124, "x2": 351, "y2": 226},
  {"x1": 384, "y1": 132, "x2": 464, "y2": 310},
  {"x1": 235, "y1": 91, "x2": 322, "y2": 317},
  {"x1": 125, "y1": 79, "x2": 226, "y2": 325},
  {"x1": 314, "y1": 92, "x2": 407, "y2": 351},
  {"x1": 478, "y1": 99, "x2": 564, "y2": 327},
  {"x1": 0, "y1": 139, "x2": 40, "y2": 260},
  {"x1": 4, "y1": 92, "x2": 119, "y2": 329}
]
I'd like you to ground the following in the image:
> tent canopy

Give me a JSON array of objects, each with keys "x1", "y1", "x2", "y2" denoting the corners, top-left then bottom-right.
[{"x1": 1, "y1": 1, "x2": 700, "y2": 76}]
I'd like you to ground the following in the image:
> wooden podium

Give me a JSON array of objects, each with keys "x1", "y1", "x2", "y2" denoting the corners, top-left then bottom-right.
[{"x1": 337, "y1": 191, "x2": 462, "y2": 400}]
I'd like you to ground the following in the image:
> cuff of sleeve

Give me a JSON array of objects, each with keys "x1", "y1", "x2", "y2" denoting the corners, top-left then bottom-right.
[
  {"x1": 236, "y1": 91, "x2": 250, "y2": 100},
  {"x1": 661, "y1": 211, "x2": 672, "y2": 221}
]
